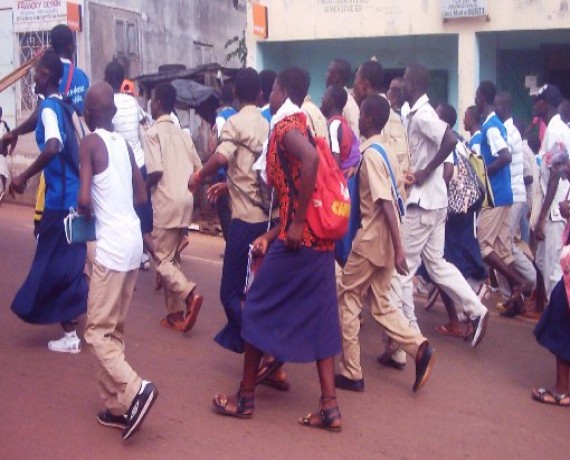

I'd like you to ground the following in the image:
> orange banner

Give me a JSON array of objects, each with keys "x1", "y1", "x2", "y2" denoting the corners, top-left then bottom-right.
[
  {"x1": 253, "y1": 4, "x2": 268, "y2": 39},
  {"x1": 67, "y1": 2, "x2": 82, "y2": 32}
]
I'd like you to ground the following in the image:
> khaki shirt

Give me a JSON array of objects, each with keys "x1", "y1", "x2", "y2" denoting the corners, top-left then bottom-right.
[
  {"x1": 378, "y1": 102, "x2": 410, "y2": 199},
  {"x1": 145, "y1": 115, "x2": 202, "y2": 229},
  {"x1": 352, "y1": 135, "x2": 402, "y2": 268},
  {"x1": 343, "y1": 89, "x2": 360, "y2": 139},
  {"x1": 302, "y1": 97, "x2": 331, "y2": 146},
  {"x1": 217, "y1": 105, "x2": 270, "y2": 223}
]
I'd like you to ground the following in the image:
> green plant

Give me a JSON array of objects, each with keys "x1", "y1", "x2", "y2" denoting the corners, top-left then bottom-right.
[{"x1": 224, "y1": 30, "x2": 247, "y2": 67}]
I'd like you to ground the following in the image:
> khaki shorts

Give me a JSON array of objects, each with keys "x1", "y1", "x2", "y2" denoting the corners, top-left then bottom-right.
[{"x1": 477, "y1": 206, "x2": 514, "y2": 265}]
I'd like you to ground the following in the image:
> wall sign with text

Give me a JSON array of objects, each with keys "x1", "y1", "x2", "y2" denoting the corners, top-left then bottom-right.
[{"x1": 442, "y1": 0, "x2": 487, "y2": 19}]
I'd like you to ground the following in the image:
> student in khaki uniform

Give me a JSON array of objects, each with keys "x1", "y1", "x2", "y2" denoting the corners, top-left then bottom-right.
[
  {"x1": 79, "y1": 82, "x2": 157, "y2": 439},
  {"x1": 353, "y1": 60, "x2": 410, "y2": 199},
  {"x1": 145, "y1": 83, "x2": 203, "y2": 333},
  {"x1": 325, "y1": 58, "x2": 360, "y2": 139},
  {"x1": 334, "y1": 95, "x2": 436, "y2": 394},
  {"x1": 188, "y1": 70, "x2": 270, "y2": 347}
]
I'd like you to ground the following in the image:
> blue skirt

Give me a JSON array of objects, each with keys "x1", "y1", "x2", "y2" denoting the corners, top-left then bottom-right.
[
  {"x1": 241, "y1": 240, "x2": 341, "y2": 363},
  {"x1": 11, "y1": 209, "x2": 88, "y2": 324},
  {"x1": 534, "y1": 279, "x2": 570, "y2": 362}
]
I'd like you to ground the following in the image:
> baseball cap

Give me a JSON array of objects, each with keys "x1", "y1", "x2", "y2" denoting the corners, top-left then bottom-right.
[{"x1": 531, "y1": 84, "x2": 562, "y2": 107}]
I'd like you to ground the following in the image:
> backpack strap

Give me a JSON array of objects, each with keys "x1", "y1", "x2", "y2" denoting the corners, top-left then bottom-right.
[
  {"x1": 368, "y1": 143, "x2": 405, "y2": 220},
  {"x1": 63, "y1": 62, "x2": 75, "y2": 97}
]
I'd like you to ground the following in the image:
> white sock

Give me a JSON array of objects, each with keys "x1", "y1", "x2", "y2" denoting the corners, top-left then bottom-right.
[{"x1": 64, "y1": 330, "x2": 78, "y2": 339}]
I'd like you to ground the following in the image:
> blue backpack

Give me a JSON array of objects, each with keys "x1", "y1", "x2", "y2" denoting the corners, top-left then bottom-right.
[{"x1": 335, "y1": 143, "x2": 404, "y2": 266}]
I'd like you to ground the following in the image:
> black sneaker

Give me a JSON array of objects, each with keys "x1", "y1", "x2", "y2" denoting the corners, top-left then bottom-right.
[
  {"x1": 334, "y1": 374, "x2": 365, "y2": 392},
  {"x1": 97, "y1": 410, "x2": 127, "y2": 430},
  {"x1": 122, "y1": 380, "x2": 158, "y2": 440}
]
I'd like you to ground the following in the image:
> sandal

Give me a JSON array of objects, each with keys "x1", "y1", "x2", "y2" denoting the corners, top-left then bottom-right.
[
  {"x1": 435, "y1": 323, "x2": 472, "y2": 339},
  {"x1": 160, "y1": 314, "x2": 185, "y2": 332},
  {"x1": 260, "y1": 368, "x2": 290, "y2": 391},
  {"x1": 299, "y1": 396, "x2": 342, "y2": 433},
  {"x1": 212, "y1": 388, "x2": 255, "y2": 418},
  {"x1": 256, "y1": 359, "x2": 284, "y2": 385},
  {"x1": 532, "y1": 388, "x2": 570, "y2": 407},
  {"x1": 182, "y1": 293, "x2": 203, "y2": 333}
]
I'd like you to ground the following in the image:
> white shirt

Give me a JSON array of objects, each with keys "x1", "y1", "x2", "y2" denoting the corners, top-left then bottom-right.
[
  {"x1": 328, "y1": 118, "x2": 342, "y2": 155},
  {"x1": 92, "y1": 128, "x2": 143, "y2": 271},
  {"x1": 112, "y1": 93, "x2": 145, "y2": 168},
  {"x1": 483, "y1": 112, "x2": 508, "y2": 157},
  {"x1": 539, "y1": 114, "x2": 570, "y2": 222},
  {"x1": 41, "y1": 94, "x2": 63, "y2": 151},
  {"x1": 406, "y1": 94, "x2": 449, "y2": 210},
  {"x1": 504, "y1": 118, "x2": 526, "y2": 203}
]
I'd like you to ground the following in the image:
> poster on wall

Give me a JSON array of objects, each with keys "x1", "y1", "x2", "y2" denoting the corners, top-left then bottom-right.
[
  {"x1": 442, "y1": 0, "x2": 487, "y2": 19},
  {"x1": 14, "y1": 0, "x2": 69, "y2": 32}
]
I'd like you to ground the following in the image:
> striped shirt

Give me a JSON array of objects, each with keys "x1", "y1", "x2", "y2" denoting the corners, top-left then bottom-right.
[{"x1": 112, "y1": 93, "x2": 145, "y2": 167}]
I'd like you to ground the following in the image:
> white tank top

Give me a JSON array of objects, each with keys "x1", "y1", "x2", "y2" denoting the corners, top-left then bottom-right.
[{"x1": 92, "y1": 128, "x2": 143, "y2": 271}]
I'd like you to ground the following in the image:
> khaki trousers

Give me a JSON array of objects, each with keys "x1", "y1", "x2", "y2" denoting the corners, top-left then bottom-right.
[
  {"x1": 338, "y1": 250, "x2": 425, "y2": 381},
  {"x1": 153, "y1": 227, "x2": 196, "y2": 315},
  {"x1": 84, "y1": 262, "x2": 142, "y2": 415}
]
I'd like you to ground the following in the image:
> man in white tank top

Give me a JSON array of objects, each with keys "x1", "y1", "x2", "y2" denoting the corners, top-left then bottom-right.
[{"x1": 78, "y1": 82, "x2": 157, "y2": 440}]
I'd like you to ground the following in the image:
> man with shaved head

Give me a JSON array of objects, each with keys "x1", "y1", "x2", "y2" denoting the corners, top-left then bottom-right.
[
  {"x1": 389, "y1": 64, "x2": 489, "y2": 358},
  {"x1": 79, "y1": 81, "x2": 158, "y2": 440}
]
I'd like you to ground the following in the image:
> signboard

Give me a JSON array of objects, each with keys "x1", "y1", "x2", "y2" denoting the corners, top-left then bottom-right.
[
  {"x1": 253, "y1": 3, "x2": 268, "y2": 39},
  {"x1": 14, "y1": 0, "x2": 68, "y2": 31},
  {"x1": 442, "y1": 0, "x2": 487, "y2": 19},
  {"x1": 66, "y1": 2, "x2": 81, "y2": 32}
]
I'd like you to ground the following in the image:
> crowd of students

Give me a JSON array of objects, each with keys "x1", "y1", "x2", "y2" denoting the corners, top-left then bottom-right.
[{"x1": 2, "y1": 23, "x2": 570, "y2": 440}]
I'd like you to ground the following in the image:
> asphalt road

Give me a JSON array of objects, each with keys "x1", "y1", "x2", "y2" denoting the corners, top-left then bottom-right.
[{"x1": 0, "y1": 203, "x2": 568, "y2": 460}]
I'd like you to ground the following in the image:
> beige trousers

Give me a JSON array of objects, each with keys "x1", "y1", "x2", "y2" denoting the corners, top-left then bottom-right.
[
  {"x1": 338, "y1": 250, "x2": 426, "y2": 381},
  {"x1": 153, "y1": 227, "x2": 196, "y2": 315},
  {"x1": 84, "y1": 262, "x2": 142, "y2": 415}
]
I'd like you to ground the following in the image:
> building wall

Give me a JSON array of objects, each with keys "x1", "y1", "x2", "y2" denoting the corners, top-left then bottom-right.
[
  {"x1": 248, "y1": 0, "x2": 570, "y2": 41},
  {"x1": 246, "y1": 0, "x2": 570, "y2": 128},
  {"x1": 88, "y1": 0, "x2": 246, "y2": 80}
]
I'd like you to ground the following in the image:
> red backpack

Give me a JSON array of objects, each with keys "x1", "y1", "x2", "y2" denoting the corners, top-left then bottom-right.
[
  {"x1": 329, "y1": 115, "x2": 360, "y2": 168},
  {"x1": 305, "y1": 135, "x2": 351, "y2": 240}
]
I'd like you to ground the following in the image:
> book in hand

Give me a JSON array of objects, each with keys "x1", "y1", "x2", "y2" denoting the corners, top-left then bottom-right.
[{"x1": 64, "y1": 208, "x2": 96, "y2": 244}]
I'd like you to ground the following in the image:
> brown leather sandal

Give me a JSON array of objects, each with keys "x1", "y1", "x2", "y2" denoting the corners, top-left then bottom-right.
[{"x1": 299, "y1": 396, "x2": 341, "y2": 432}]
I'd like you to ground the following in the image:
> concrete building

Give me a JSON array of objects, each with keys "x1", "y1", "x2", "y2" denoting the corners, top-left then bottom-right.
[
  {"x1": 0, "y1": 0, "x2": 246, "y2": 205},
  {"x1": 246, "y1": 0, "x2": 570, "y2": 127},
  {"x1": 0, "y1": 0, "x2": 246, "y2": 128}
]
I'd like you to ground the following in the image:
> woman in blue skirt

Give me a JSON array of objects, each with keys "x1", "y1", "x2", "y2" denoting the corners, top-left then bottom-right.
[
  {"x1": 9, "y1": 52, "x2": 88, "y2": 353},
  {"x1": 212, "y1": 67, "x2": 342, "y2": 431},
  {"x1": 531, "y1": 153, "x2": 570, "y2": 407}
]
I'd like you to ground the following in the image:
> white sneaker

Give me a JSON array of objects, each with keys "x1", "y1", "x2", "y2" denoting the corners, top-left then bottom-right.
[{"x1": 48, "y1": 334, "x2": 82, "y2": 354}]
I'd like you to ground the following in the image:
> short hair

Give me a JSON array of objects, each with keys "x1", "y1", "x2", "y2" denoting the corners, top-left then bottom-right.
[
  {"x1": 38, "y1": 51, "x2": 63, "y2": 86},
  {"x1": 50, "y1": 24, "x2": 74, "y2": 55},
  {"x1": 495, "y1": 91, "x2": 513, "y2": 111},
  {"x1": 104, "y1": 60, "x2": 125, "y2": 92},
  {"x1": 408, "y1": 64, "x2": 430, "y2": 93},
  {"x1": 219, "y1": 82, "x2": 234, "y2": 106},
  {"x1": 154, "y1": 82, "x2": 177, "y2": 113},
  {"x1": 466, "y1": 105, "x2": 478, "y2": 118},
  {"x1": 276, "y1": 67, "x2": 310, "y2": 106},
  {"x1": 234, "y1": 67, "x2": 260, "y2": 103},
  {"x1": 327, "y1": 84, "x2": 348, "y2": 111},
  {"x1": 359, "y1": 60, "x2": 384, "y2": 92},
  {"x1": 437, "y1": 103, "x2": 457, "y2": 127},
  {"x1": 478, "y1": 81, "x2": 496, "y2": 105},
  {"x1": 259, "y1": 69, "x2": 276, "y2": 103},
  {"x1": 361, "y1": 94, "x2": 390, "y2": 131},
  {"x1": 331, "y1": 59, "x2": 352, "y2": 85}
]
